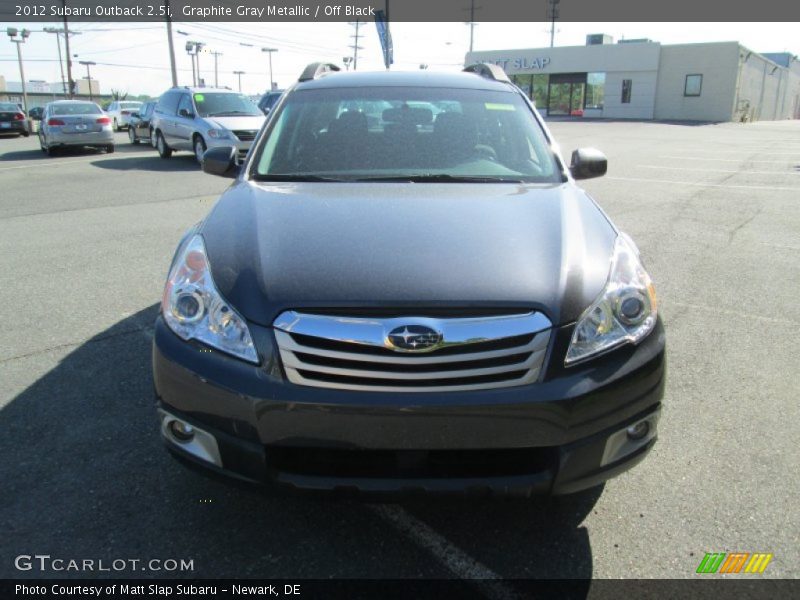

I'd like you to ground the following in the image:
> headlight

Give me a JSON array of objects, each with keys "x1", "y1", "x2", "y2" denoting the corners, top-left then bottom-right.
[
  {"x1": 206, "y1": 128, "x2": 230, "y2": 139},
  {"x1": 565, "y1": 233, "x2": 657, "y2": 366},
  {"x1": 161, "y1": 234, "x2": 258, "y2": 364}
]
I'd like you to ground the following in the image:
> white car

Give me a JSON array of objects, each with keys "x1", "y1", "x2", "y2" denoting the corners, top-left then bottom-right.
[{"x1": 106, "y1": 101, "x2": 143, "y2": 131}]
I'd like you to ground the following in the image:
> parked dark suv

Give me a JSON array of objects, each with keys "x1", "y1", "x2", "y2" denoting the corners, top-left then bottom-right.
[{"x1": 153, "y1": 63, "x2": 665, "y2": 497}]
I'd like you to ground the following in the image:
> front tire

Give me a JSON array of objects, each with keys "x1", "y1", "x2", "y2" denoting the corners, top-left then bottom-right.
[
  {"x1": 128, "y1": 127, "x2": 138, "y2": 144},
  {"x1": 156, "y1": 132, "x2": 172, "y2": 159},
  {"x1": 105, "y1": 144, "x2": 115, "y2": 154},
  {"x1": 193, "y1": 135, "x2": 207, "y2": 165}
]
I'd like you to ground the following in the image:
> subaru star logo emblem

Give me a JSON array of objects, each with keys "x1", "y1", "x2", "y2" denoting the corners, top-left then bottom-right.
[{"x1": 387, "y1": 325, "x2": 443, "y2": 352}]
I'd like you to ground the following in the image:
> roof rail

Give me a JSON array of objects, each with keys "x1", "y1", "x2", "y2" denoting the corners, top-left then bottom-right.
[
  {"x1": 298, "y1": 62, "x2": 341, "y2": 82},
  {"x1": 463, "y1": 63, "x2": 511, "y2": 83}
]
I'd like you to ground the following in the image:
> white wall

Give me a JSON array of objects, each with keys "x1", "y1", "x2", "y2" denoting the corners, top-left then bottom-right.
[
  {"x1": 603, "y1": 71, "x2": 658, "y2": 119},
  {"x1": 654, "y1": 42, "x2": 740, "y2": 121}
]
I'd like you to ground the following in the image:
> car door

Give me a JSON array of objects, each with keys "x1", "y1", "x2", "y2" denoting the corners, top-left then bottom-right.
[
  {"x1": 173, "y1": 94, "x2": 195, "y2": 151},
  {"x1": 154, "y1": 91, "x2": 180, "y2": 146}
]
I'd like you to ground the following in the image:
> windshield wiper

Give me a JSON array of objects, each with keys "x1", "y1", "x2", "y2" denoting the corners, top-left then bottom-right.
[
  {"x1": 207, "y1": 110, "x2": 258, "y2": 116},
  {"x1": 252, "y1": 174, "x2": 347, "y2": 182},
  {"x1": 350, "y1": 174, "x2": 526, "y2": 183}
]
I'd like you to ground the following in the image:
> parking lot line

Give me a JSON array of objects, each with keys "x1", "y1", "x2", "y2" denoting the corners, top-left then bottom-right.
[
  {"x1": 670, "y1": 149, "x2": 799, "y2": 156},
  {"x1": 606, "y1": 176, "x2": 799, "y2": 192},
  {"x1": 369, "y1": 504, "x2": 521, "y2": 600},
  {"x1": 0, "y1": 157, "x2": 114, "y2": 171},
  {"x1": 637, "y1": 165, "x2": 800, "y2": 175},
  {"x1": 659, "y1": 156, "x2": 795, "y2": 164}
]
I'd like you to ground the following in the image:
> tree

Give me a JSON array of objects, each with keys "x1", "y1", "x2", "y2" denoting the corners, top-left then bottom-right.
[{"x1": 109, "y1": 89, "x2": 129, "y2": 101}]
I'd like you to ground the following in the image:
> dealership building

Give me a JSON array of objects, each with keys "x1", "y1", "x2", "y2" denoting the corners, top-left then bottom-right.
[{"x1": 466, "y1": 36, "x2": 800, "y2": 122}]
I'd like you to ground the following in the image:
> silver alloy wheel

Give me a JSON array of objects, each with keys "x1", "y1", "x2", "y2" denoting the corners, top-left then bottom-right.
[{"x1": 194, "y1": 137, "x2": 206, "y2": 164}]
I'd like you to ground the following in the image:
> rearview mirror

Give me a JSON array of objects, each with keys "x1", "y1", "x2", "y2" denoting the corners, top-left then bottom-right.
[
  {"x1": 570, "y1": 148, "x2": 607, "y2": 180},
  {"x1": 202, "y1": 146, "x2": 239, "y2": 178}
]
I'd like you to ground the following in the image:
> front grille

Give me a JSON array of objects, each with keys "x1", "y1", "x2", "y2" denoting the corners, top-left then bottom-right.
[
  {"x1": 233, "y1": 129, "x2": 258, "y2": 141},
  {"x1": 273, "y1": 311, "x2": 552, "y2": 392}
]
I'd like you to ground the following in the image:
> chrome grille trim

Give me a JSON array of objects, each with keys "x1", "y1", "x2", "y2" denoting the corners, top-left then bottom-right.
[{"x1": 273, "y1": 311, "x2": 552, "y2": 392}]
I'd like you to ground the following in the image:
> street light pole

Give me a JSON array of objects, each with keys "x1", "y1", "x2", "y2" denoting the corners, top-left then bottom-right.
[
  {"x1": 79, "y1": 61, "x2": 96, "y2": 101},
  {"x1": 233, "y1": 71, "x2": 245, "y2": 92},
  {"x1": 262, "y1": 47, "x2": 277, "y2": 91},
  {"x1": 6, "y1": 28, "x2": 30, "y2": 116}
]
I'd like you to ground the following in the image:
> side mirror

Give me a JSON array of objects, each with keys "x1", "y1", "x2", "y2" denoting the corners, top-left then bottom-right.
[
  {"x1": 570, "y1": 148, "x2": 607, "y2": 180},
  {"x1": 178, "y1": 108, "x2": 194, "y2": 118},
  {"x1": 202, "y1": 146, "x2": 239, "y2": 178}
]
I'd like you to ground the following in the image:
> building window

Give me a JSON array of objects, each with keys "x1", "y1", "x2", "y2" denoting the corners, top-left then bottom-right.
[
  {"x1": 621, "y1": 79, "x2": 632, "y2": 104},
  {"x1": 585, "y1": 72, "x2": 605, "y2": 109},
  {"x1": 684, "y1": 74, "x2": 703, "y2": 97}
]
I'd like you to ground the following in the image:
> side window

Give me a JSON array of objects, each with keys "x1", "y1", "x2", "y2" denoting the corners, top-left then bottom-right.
[
  {"x1": 177, "y1": 95, "x2": 193, "y2": 116},
  {"x1": 156, "y1": 92, "x2": 180, "y2": 115},
  {"x1": 621, "y1": 79, "x2": 632, "y2": 104}
]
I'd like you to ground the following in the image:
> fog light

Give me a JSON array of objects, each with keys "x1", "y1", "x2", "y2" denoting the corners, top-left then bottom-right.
[
  {"x1": 626, "y1": 420, "x2": 650, "y2": 441},
  {"x1": 169, "y1": 420, "x2": 195, "y2": 442}
]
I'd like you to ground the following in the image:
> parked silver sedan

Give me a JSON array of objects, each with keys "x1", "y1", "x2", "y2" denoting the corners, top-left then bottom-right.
[{"x1": 39, "y1": 100, "x2": 115, "y2": 156}]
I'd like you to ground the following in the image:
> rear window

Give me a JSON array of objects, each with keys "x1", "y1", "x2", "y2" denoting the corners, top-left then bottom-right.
[
  {"x1": 51, "y1": 103, "x2": 102, "y2": 116},
  {"x1": 0, "y1": 103, "x2": 20, "y2": 112},
  {"x1": 253, "y1": 86, "x2": 560, "y2": 183},
  {"x1": 119, "y1": 102, "x2": 141, "y2": 109}
]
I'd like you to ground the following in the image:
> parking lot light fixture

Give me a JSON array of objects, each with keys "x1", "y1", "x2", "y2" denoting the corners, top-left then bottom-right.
[
  {"x1": 78, "y1": 60, "x2": 96, "y2": 101},
  {"x1": 234, "y1": 70, "x2": 246, "y2": 92},
  {"x1": 7, "y1": 28, "x2": 30, "y2": 116},
  {"x1": 262, "y1": 47, "x2": 278, "y2": 91}
]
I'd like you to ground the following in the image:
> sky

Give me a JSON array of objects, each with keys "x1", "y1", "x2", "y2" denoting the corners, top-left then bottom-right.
[{"x1": 1, "y1": 21, "x2": 799, "y2": 97}]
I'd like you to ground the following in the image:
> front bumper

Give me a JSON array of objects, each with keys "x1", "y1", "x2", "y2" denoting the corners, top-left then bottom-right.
[
  {"x1": 153, "y1": 316, "x2": 665, "y2": 495},
  {"x1": 205, "y1": 136, "x2": 253, "y2": 160}
]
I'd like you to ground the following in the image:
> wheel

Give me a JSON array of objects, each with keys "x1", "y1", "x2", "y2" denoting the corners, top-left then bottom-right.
[
  {"x1": 156, "y1": 132, "x2": 172, "y2": 159},
  {"x1": 113, "y1": 118, "x2": 120, "y2": 132},
  {"x1": 105, "y1": 144, "x2": 115, "y2": 154},
  {"x1": 150, "y1": 128, "x2": 157, "y2": 148},
  {"x1": 193, "y1": 135, "x2": 207, "y2": 165},
  {"x1": 39, "y1": 133, "x2": 46, "y2": 153},
  {"x1": 128, "y1": 127, "x2": 138, "y2": 144},
  {"x1": 22, "y1": 130, "x2": 30, "y2": 138},
  {"x1": 46, "y1": 144, "x2": 58, "y2": 157}
]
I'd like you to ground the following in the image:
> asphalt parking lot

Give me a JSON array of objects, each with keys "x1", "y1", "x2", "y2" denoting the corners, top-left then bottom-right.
[{"x1": 1, "y1": 119, "x2": 798, "y2": 584}]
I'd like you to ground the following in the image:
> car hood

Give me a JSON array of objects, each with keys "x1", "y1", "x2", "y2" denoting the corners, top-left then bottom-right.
[
  {"x1": 201, "y1": 181, "x2": 617, "y2": 327},
  {"x1": 205, "y1": 115, "x2": 265, "y2": 131}
]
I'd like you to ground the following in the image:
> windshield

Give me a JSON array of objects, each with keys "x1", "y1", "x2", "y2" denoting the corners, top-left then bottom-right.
[
  {"x1": 192, "y1": 92, "x2": 261, "y2": 117},
  {"x1": 253, "y1": 86, "x2": 561, "y2": 183},
  {"x1": 51, "y1": 103, "x2": 102, "y2": 116},
  {"x1": 0, "y1": 103, "x2": 20, "y2": 112}
]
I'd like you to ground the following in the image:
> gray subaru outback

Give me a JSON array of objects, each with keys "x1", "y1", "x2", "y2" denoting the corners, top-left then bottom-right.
[{"x1": 153, "y1": 63, "x2": 665, "y2": 497}]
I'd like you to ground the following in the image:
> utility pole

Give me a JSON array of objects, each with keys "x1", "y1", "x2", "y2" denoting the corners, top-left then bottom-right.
[
  {"x1": 233, "y1": 70, "x2": 245, "y2": 92},
  {"x1": 547, "y1": 0, "x2": 560, "y2": 48},
  {"x1": 462, "y1": 0, "x2": 481, "y2": 53},
  {"x1": 261, "y1": 47, "x2": 277, "y2": 90},
  {"x1": 210, "y1": 51, "x2": 223, "y2": 87},
  {"x1": 164, "y1": 0, "x2": 178, "y2": 87},
  {"x1": 43, "y1": 27, "x2": 67, "y2": 96},
  {"x1": 62, "y1": 0, "x2": 75, "y2": 98},
  {"x1": 6, "y1": 28, "x2": 30, "y2": 115},
  {"x1": 349, "y1": 21, "x2": 363, "y2": 71},
  {"x1": 78, "y1": 60, "x2": 96, "y2": 101}
]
